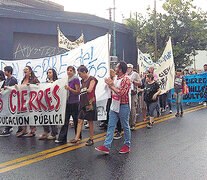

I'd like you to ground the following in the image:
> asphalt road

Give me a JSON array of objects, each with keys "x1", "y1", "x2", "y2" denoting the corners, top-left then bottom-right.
[{"x1": 0, "y1": 104, "x2": 207, "y2": 180}]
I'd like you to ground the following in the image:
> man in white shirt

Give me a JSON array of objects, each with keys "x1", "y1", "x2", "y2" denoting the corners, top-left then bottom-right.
[{"x1": 127, "y1": 64, "x2": 142, "y2": 130}]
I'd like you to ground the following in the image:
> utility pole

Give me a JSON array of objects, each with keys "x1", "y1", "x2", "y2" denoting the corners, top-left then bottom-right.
[
  {"x1": 113, "y1": 0, "x2": 116, "y2": 57},
  {"x1": 154, "y1": 0, "x2": 158, "y2": 62},
  {"x1": 106, "y1": 7, "x2": 113, "y2": 21},
  {"x1": 106, "y1": 7, "x2": 114, "y2": 35}
]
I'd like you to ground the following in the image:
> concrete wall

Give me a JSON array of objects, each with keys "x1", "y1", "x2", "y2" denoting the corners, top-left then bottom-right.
[{"x1": 0, "y1": 17, "x2": 137, "y2": 65}]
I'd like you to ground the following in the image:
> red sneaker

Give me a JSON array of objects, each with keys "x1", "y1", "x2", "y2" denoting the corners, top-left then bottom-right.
[
  {"x1": 95, "y1": 145, "x2": 110, "y2": 154},
  {"x1": 119, "y1": 145, "x2": 130, "y2": 154}
]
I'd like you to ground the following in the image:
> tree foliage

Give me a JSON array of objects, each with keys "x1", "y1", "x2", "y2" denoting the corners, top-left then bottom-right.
[{"x1": 125, "y1": 0, "x2": 207, "y2": 69}]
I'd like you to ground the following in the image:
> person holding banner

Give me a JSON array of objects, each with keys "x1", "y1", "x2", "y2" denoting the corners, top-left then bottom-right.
[
  {"x1": 174, "y1": 69, "x2": 186, "y2": 117},
  {"x1": 0, "y1": 70, "x2": 5, "y2": 83},
  {"x1": 16, "y1": 66, "x2": 40, "y2": 137},
  {"x1": 38, "y1": 69, "x2": 58, "y2": 140},
  {"x1": 0, "y1": 70, "x2": 5, "y2": 92},
  {"x1": 95, "y1": 62, "x2": 131, "y2": 154},
  {"x1": 0, "y1": 66, "x2": 18, "y2": 136},
  {"x1": 70, "y1": 65, "x2": 98, "y2": 146},
  {"x1": 144, "y1": 73, "x2": 161, "y2": 129},
  {"x1": 55, "y1": 66, "x2": 81, "y2": 143}
]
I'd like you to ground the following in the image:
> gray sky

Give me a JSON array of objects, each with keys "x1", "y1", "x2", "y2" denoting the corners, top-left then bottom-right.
[{"x1": 50, "y1": 0, "x2": 207, "y2": 23}]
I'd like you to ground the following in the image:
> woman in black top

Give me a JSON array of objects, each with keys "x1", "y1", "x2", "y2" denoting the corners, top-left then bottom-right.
[{"x1": 144, "y1": 73, "x2": 161, "y2": 129}]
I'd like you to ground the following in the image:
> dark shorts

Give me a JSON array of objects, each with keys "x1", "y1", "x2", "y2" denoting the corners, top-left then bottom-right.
[
  {"x1": 147, "y1": 101, "x2": 158, "y2": 117},
  {"x1": 78, "y1": 102, "x2": 97, "y2": 121}
]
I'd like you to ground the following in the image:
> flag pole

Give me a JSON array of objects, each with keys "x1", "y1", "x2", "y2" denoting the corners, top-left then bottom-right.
[
  {"x1": 81, "y1": 29, "x2": 85, "y2": 43},
  {"x1": 57, "y1": 24, "x2": 60, "y2": 55},
  {"x1": 154, "y1": 0, "x2": 158, "y2": 62},
  {"x1": 107, "y1": 32, "x2": 111, "y2": 73}
]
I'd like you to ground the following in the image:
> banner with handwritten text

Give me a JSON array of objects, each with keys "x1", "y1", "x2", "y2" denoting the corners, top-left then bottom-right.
[
  {"x1": 58, "y1": 27, "x2": 84, "y2": 50},
  {"x1": 0, "y1": 34, "x2": 111, "y2": 102},
  {"x1": 138, "y1": 38, "x2": 175, "y2": 94},
  {"x1": 0, "y1": 79, "x2": 67, "y2": 126}
]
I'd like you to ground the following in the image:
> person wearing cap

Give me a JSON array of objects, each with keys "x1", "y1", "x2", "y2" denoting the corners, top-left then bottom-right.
[{"x1": 126, "y1": 63, "x2": 142, "y2": 130}]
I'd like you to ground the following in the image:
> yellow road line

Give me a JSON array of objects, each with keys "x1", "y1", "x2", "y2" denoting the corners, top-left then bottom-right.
[
  {"x1": 0, "y1": 105, "x2": 205, "y2": 173},
  {"x1": 1, "y1": 105, "x2": 190, "y2": 168},
  {"x1": 135, "y1": 105, "x2": 203, "y2": 128},
  {"x1": 0, "y1": 137, "x2": 106, "y2": 174},
  {"x1": 0, "y1": 105, "x2": 203, "y2": 169},
  {"x1": 0, "y1": 131, "x2": 107, "y2": 168},
  {"x1": 135, "y1": 105, "x2": 207, "y2": 130}
]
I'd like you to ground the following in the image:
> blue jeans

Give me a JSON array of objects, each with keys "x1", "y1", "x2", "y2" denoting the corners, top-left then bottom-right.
[
  {"x1": 175, "y1": 89, "x2": 183, "y2": 113},
  {"x1": 104, "y1": 104, "x2": 131, "y2": 149},
  {"x1": 167, "y1": 90, "x2": 172, "y2": 110}
]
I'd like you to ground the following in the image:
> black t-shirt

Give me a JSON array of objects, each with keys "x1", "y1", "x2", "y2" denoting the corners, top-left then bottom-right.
[
  {"x1": 2, "y1": 76, "x2": 18, "y2": 87},
  {"x1": 79, "y1": 76, "x2": 98, "y2": 109},
  {"x1": 138, "y1": 78, "x2": 146, "y2": 96},
  {"x1": 144, "y1": 81, "x2": 160, "y2": 103}
]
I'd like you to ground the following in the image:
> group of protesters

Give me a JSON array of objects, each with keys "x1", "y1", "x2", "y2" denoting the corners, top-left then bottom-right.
[
  {"x1": 0, "y1": 65, "x2": 98, "y2": 147},
  {"x1": 0, "y1": 62, "x2": 207, "y2": 154}
]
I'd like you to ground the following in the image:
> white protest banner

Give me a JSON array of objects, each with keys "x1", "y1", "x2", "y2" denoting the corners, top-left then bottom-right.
[
  {"x1": 138, "y1": 38, "x2": 175, "y2": 94},
  {"x1": 137, "y1": 49, "x2": 154, "y2": 75},
  {"x1": 58, "y1": 27, "x2": 84, "y2": 50},
  {"x1": 154, "y1": 38, "x2": 175, "y2": 94},
  {"x1": 0, "y1": 79, "x2": 67, "y2": 126},
  {"x1": 0, "y1": 34, "x2": 111, "y2": 102}
]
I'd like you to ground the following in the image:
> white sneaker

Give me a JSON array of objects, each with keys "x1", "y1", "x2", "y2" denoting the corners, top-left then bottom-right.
[
  {"x1": 203, "y1": 102, "x2": 207, "y2": 106},
  {"x1": 9, "y1": 128, "x2": 13, "y2": 133},
  {"x1": 84, "y1": 123, "x2": 89, "y2": 129},
  {"x1": 55, "y1": 140, "x2": 64, "y2": 143}
]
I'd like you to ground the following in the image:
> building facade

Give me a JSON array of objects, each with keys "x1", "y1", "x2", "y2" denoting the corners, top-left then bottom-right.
[{"x1": 0, "y1": 1, "x2": 137, "y2": 65}]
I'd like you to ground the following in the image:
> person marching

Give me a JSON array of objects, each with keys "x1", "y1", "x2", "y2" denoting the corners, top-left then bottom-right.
[
  {"x1": 95, "y1": 61, "x2": 131, "y2": 154},
  {"x1": 70, "y1": 65, "x2": 98, "y2": 146},
  {"x1": 126, "y1": 64, "x2": 142, "y2": 130},
  {"x1": 38, "y1": 68, "x2": 59, "y2": 140},
  {"x1": 144, "y1": 73, "x2": 161, "y2": 129},
  {"x1": 16, "y1": 66, "x2": 39, "y2": 137},
  {"x1": 174, "y1": 69, "x2": 186, "y2": 117},
  {"x1": 55, "y1": 66, "x2": 81, "y2": 143},
  {"x1": 0, "y1": 66, "x2": 17, "y2": 136}
]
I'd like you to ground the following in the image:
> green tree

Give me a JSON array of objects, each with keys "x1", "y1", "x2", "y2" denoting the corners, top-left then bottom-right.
[{"x1": 126, "y1": 0, "x2": 207, "y2": 69}]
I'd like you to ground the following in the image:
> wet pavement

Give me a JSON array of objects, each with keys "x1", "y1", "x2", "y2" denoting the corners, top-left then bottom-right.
[{"x1": 0, "y1": 104, "x2": 207, "y2": 180}]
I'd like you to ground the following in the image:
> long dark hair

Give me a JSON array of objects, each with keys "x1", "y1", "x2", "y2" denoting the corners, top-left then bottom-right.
[
  {"x1": 47, "y1": 68, "x2": 58, "y2": 82},
  {"x1": 21, "y1": 66, "x2": 39, "y2": 84},
  {"x1": 0, "y1": 70, "x2": 5, "y2": 81}
]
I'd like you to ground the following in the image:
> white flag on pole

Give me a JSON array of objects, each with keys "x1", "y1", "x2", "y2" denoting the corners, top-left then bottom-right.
[{"x1": 138, "y1": 38, "x2": 175, "y2": 94}]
